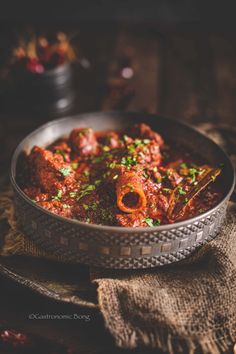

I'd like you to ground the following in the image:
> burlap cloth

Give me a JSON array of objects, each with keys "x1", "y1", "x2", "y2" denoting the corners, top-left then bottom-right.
[{"x1": 0, "y1": 123, "x2": 236, "y2": 354}]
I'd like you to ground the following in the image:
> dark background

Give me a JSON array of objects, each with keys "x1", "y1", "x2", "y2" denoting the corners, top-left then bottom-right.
[{"x1": 0, "y1": 0, "x2": 236, "y2": 27}]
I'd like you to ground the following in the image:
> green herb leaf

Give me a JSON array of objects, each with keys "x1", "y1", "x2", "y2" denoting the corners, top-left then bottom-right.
[
  {"x1": 163, "y1": 188, "x2": 171, "y2": 193},
  {"x1": 144, "y1": 218, "x2": 161, "y2": 227},
  {"x1": 69, "y1": 191, "x2": 77, "y2": 198},
  {"x1": 71, "y1": 162, "x2": 79, "y2": 170},
  {"x1": 55, "y1": 149, "x2": 67, "y2": 161},
  {"x1": 59, "y1": 167, "x2": 71, "y2": 177},
  {"x1": 138, "y1": 151, "x2": 145, "y2": 158},
  {"x1": 143, "y1": 139, "x2": 150, "y2": 144},
  {"x1": 63, "y1": 204, "x2": 71, "y2": 209},
  {"x1": 83, "y1": 170, "x2": 90, "y2": 177},
  {"x1": 52, "y1": 189, "x2": 63, "y2": 201},
  {"x1": 77, "y1": 184, "x2": 96, "y2": 201},
  {"x1": 177, "y1": 187, "x2": 186, "y2": 195},
  {"x1": 180, "y1": 163, "x2": 187, "y2": 169},
  {"x1": 127, "y1": 144, "x2": 136, "y2": 153},
  {"x1": 121, "y1": 156, "x2": 137, "y2": 166},
  {"x1": 134, "y1": 139, "x2": 142, "y2": 146}
]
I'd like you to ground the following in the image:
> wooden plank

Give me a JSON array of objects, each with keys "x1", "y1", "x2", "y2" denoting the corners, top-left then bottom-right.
[
  {"x1": 101, "y1": 26, "x2": 161, "y2": 113},
  {"x1": 209, "y1": 34, "x2": 236, "y2": 125},
  {"x1": 159, "y1": 33, "x2": 201, "y2": 122},
  {"x1": 160, "y1": 32, "x2": 236, "y2": 126}
]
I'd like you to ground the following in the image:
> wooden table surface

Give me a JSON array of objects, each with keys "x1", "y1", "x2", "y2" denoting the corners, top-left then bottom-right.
[{"x1": 0, "y1": 24, "x2": 235, "y2": 354}]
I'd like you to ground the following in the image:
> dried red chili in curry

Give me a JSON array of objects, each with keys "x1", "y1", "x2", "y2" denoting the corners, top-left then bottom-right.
[{"x1": 22, "y1": 123, "x2": 222, "y2": 227}]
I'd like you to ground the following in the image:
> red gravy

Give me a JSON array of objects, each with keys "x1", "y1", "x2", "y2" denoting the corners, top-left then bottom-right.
[{"x1": 21, "y1": 123, "x2": 222, "y2": 227}]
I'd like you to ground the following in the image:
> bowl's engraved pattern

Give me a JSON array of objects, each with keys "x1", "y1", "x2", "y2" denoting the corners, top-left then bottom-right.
[{"x1": 14, "y1": 191, "x2": 228, "y2": 269}]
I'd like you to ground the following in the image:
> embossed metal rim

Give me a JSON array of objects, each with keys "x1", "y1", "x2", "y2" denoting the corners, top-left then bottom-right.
[{"x1": 10, "y1": 111, "x2": 235, "y2": 233}]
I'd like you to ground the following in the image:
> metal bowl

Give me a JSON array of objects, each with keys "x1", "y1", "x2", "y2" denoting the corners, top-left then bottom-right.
[{"x1": 10, "y1": 112, "x2": 235, "y2": 269}]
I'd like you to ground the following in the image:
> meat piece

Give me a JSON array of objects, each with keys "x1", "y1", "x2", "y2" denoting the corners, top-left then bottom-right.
[
  {"x1": 115, "y1": 211, "x2": 147, "y2": 227},
  {"x1": 136, "y1": 141, "x2": 162, "y2": 166},
  {"x1": 23, "y1": 187, "x2": 50, "y2": 202},
  {"x1": 165, "y1": 168, "x2": 183, "y2": 187},
  {"x1": 28, "y1": 146, "x2": 75, "y2": 193},
  {"x1": 127, "y1": 123, "x2": 164, "y2": 147},
  {"x1": 147, "y1": 193, "x2": 169, "y2": 221},
  {"x1": 50, "y1": 139, "x2": 71, "y2": 162},
  {"x1": 96, "y1": 131, "x2": 122, "y2": 149},
  {"x1": 69, "y1": 128, "x2": 98, "y2": 156},
  {"x1": 37, "y1": 200, "x2": 72, "y2": 218},
  {"x1": 116, "y1": 171, "x2": 147, "y2": 213}
]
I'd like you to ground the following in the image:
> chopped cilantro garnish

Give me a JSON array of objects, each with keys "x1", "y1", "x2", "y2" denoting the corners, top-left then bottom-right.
[
  {"x1": 134, "y1": 139, "x2": 142, "y2": 146},
  {"x1": 69, "y1": 191, "x2": 77, "y2": 198},
  {"x1": 83, "y1": 170, "x2": 90, "y2": 177},
  {"x1": 145, "y1": 218, "x2": 161, "y2": 227},
  {"x1": 138, "y1": 151, "x2": 145, "y2": 158},
  {"x1": 178, "y1": 187, "x2": 186, "y2": 195},
  {"x1": 180, "y1": 163, "x2": 187, "y2": 169},
  {"x1": 63, "y1": 204, "x2": 71, "y2": 209},
  {"x1": 109, "y1": 162, "x2": 117, "y2": 169},
  {"x1": 59, "y1": 167, "x2": 71, "y2": 177},
  {"x1": 83, "y1": 202, "x2": 98, "y2": 211},
  {"x1": 143, "y1": 139, "x2": 150, "y2": 144},
  {"x1": 127, "y1": 144, "x2": 136, "y2": 153},
  {"x1": 143, "y1": 169, "x2": 149, "y2": 178},
  {"x1": 184, "y1": 198, "x2": 189, "y2": 204},
  {"x1": 77, "y1": 184, "x2": 96, "y2": 201},
  {"x1": 55, "y1": 149, "x2": 67, "y2": 161},
  {"x1": 91, "y1": 202, "x2": 98, "y2": 211},
  {"x1": 71, "y1": 162, "x2": 79, "y2": 170},
  {"x1": 188, "y1": 168, "x2": 198, "y2": 183},
  {"x1": 121, "y1": 156, "x2": 137, "y2": 166},
  {"x1": 52, "y1": 189, "x2": 63, "y2": 201},
  {"x1": 163, "y1": 188, "x2": 171, "y2": 193}
]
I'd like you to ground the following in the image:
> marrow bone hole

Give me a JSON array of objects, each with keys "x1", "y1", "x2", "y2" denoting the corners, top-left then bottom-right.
[{"x1": 122, "y1": 192, "x2": 140, "y2": 209}]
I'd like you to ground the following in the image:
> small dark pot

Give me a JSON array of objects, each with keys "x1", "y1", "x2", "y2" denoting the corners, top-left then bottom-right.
[{"x1": 16, "y1": 62, "x2": 75, "y2": 115}]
